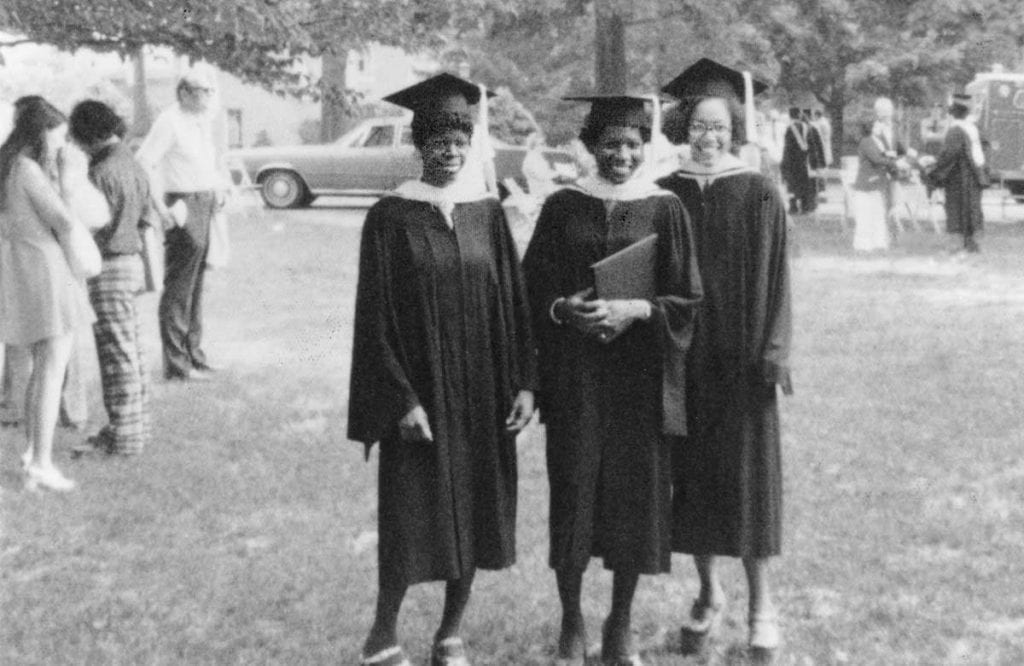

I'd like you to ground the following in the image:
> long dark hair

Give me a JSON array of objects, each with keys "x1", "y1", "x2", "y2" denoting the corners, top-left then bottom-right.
[{"x1": 0, "y1": 97, "x2": 67, "y2": 207}]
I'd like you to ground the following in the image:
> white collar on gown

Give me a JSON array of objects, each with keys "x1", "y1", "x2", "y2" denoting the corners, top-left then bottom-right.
[
  {"x1": 392, "y1": 178, "x2": 494, "y2": 227},
  {"x1": 673, "y1": 153, "x2": 754, "y2": 188},
  {"x1": 392, "y1": 178, "x2": 494, "y2": 205},
  {"x1": 572, "y1": 174, "x2": 670, "y2": 202},
  {"x1": 949, "y1": 118, "x2": 985, "y2": 166}
]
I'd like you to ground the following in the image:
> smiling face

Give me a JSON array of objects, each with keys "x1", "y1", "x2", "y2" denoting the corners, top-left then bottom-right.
[
  {"x1": 688, "y1": 98, "x2": 733, "y2": 168},
  {"x1": 419, "y1": 128, "x2": 471, "y2": 187},
  {"x1": 592, "y1": 125, "x2": 644, "y2": 184}
]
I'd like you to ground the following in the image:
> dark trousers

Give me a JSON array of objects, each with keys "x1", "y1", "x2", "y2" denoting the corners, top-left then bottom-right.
[{"x1": 159, "y1": 191, "x2": 215, "y2": 378}]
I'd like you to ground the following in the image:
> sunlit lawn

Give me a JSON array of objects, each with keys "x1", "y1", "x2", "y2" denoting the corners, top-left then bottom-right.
[{"x1": 2, "y1": 204, "x2": 1024, "y2": 665}]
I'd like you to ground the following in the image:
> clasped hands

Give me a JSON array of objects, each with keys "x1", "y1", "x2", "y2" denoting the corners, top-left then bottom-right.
[
  {"x1": 398, "y1": 390, "x2": 535, "y2": 443},
  {"x1": 554, "y1": 288, "x2": 650, "y2": 344}
]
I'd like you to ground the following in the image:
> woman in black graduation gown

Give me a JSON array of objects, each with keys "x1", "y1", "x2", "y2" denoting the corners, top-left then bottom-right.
[
  {"x1": 348, "y1": 74, "x2": 537, "y2": 666},
  {"x1": 656, "y1": 59, "x2": 793, "y2": 659},
  {"x1": 522, "y1": 96, "x2": 702, "y2": 666}
]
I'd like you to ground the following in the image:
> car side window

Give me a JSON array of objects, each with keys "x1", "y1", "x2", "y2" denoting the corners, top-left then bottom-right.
[
  {"x1": 399, "y1": 127, "x2": 414, "y2": 146},
  {"x1": 363, "y1": 125, "x2": 395, "y2": 148}
]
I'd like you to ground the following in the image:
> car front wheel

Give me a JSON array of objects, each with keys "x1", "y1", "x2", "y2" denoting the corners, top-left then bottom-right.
[{"x1": 260, "y1": 170, "x2": 309, "y2": 209}]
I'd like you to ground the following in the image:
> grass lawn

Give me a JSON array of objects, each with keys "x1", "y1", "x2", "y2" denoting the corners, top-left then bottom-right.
[{"x1": 2, "y1": 207, "x2": 1024, "y2": 665}]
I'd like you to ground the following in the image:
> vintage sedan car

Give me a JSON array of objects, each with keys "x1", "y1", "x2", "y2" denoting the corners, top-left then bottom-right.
[{"x1": 227, "y1": 116, "x2": 577, "y2": 208}]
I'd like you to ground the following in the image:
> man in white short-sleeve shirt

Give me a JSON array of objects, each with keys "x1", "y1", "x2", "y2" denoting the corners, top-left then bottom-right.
[{"x1": 136, "y1": 68, "x2": 228, "y2": 381}]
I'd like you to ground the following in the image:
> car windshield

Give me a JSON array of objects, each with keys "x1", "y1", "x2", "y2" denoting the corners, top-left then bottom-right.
[
  {"x1": 334, "y1": 125, "x2": 372, "y2": 148},
  {"x1": 333, "y1": 119, "x2": 411, "y2": 148}
]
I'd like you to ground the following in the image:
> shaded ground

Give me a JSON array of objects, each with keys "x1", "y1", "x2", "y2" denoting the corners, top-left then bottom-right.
[{"x1": 2, "y1": 206, "x2": 1023, "y2": 665}]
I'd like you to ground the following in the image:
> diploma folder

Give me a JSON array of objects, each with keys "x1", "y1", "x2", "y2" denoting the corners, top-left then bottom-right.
[{"x1": 591, "y1": 233, "x2": 658, "y2": 300}]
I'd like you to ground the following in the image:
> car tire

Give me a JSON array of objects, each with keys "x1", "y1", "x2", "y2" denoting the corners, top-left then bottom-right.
[{"x1": 260, "y1": 170, "x2": 310, "y2": 209}]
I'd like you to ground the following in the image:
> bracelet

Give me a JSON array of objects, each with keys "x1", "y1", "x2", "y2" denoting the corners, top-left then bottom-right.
[{"x1": 549, "y1": 297, "x2": 566, "y2": 325}]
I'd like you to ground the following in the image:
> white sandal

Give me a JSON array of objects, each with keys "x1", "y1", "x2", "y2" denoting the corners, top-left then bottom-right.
[
  {"x1": 24, "y1": 464, "x2": 76, "y2": 492},
  {"x1": 360, "y1": 645, "x2": 412, "y2": 666}
]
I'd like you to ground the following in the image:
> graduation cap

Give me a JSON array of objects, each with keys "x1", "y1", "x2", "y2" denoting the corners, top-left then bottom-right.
[
  {"x1": 661, "y1": 58, "x2": 768, "y2": 102},
  {"x1": 383, "y1": 72, "x2": 494, "y2": 121},
  {"x1": 562, "y1": 95, "x2": 653, "y2": 129},
  {"x1": 949, "y1": 92, "x2": 972, "y2": 114}
]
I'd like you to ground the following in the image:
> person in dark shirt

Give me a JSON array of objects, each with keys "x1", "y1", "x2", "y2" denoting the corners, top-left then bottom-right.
[{"x1": 68, "y1": 100, "x2": 152, "y2": 455}]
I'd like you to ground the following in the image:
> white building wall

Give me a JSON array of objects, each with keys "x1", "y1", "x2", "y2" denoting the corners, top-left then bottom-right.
[
  {"x1": 0, "y1": 34, "x2": 432, "y2": 148},
  {"x1": 346, "y1": 44, "x2": 437, "y2": 102}
]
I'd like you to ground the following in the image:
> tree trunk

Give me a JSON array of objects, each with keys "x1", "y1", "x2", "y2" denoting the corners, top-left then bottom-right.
[
  {"x1": 827, "y1": 84, "x2": 845, "y2": 166},
  {"x1": 131, "y1": 47, "x2": 151, "y2": 139},
  {"x1": 595, "y1": 1, "x2": 626, "y2": 94},
  {"x1": 320, "y1": 50, "x2": 349, "y2": 143}
]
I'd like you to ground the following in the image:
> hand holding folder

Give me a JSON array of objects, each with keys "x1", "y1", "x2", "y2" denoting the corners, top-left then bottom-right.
[
  {"x1": 591, "y1": 233, "x2": 658, "y2": 300},
  {"x1": 586, "y1": 233, "x2": 659, "y2": 343}
]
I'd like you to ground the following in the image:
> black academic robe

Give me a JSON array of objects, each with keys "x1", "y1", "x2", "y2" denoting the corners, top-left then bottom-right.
[
  {"x1": 780, "y1": 121, "x2": 824, "y2": 212},
  {"x1": 806, "y1": 124, "x2": 827, "y2": 171},
  {"x1": 348, "y1": 195, "x2": 537, "y2": 586},
  {"x1": 928, "y1": 125, "x2": 984, "y2": 237},
  {"x1": 522, "y1": 187, "x2": 702, "y2": 574},
  {"x1": 657, "y1": 169, "x2": 793, "y2": 559}
]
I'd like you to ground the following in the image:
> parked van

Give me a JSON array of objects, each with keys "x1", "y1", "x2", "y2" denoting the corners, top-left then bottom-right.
[{"x1": 965, "y1": 69, "x2": 1024, "y2": 199}]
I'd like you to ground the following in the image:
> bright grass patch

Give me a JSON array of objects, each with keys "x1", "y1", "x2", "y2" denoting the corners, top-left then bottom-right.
[{"x1": 3, "y1": 207, "x2": 1024, "y2": 665}]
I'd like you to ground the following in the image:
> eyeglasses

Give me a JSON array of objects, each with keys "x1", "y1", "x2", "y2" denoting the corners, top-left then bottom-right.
[
  {"x1": 188, "y1": 86, "x2": 213, "y2": 94},
  {"x1": 688, "y1": 122, "x2": 731, "y2": 135}
]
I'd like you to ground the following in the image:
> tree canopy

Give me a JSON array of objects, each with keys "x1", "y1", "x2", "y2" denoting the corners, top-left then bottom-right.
[
  {"x1": 452, "y1": 0, "x2": 1024, "y2": 150},
  {"x1": 0, "y1": 1, "x2": 313, "y2": 91},
  {"x1": 4, "y1": 0, "x2": 1024, "y2": 151}
]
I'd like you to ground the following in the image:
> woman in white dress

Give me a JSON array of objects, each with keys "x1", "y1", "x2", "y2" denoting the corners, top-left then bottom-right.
[
  {"x1": 852, "y1": 118, "x2": 898, "y2": 252},
  {"x1": 0, "y1": 97, "x2": 95, "y2": 491}
]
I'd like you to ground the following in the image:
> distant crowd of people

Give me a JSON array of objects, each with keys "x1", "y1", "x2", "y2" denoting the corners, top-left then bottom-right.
[
  {"x1": 0, "y1": 68, "x2": 228, "y2": 491},
  {"x1": 846, "y1": 93, "x2": 986, "y2": 255}
]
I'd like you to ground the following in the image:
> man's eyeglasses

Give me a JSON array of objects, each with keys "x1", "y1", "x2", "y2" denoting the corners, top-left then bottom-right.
[{"x1": 187, "y1": 86, "x2": 213, "y2": 95}]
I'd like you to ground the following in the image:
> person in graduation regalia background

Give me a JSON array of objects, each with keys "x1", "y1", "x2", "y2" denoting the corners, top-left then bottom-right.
[
  {"x1": 657, "y1": 58, "x2": 793, "y2": 661},
  {"x1": 347, "y1": 73, "x2": 537, "y2": 666},
  {"x1": 522, "y1": 95, "x2": 702, "y2": 666},
  {"x1": 926, "y1": 93, "x2": 986, "y2": 254},
  {"x1": 780, "y1": 106, "x2": 825, "y2": 215}
]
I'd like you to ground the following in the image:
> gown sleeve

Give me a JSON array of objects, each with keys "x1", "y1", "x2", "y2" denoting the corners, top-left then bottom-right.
[
  {"x1": 927, "y1": 126, "x2": 967, "y2": 189},
  {"x1": 780, "y1": 127, "x2": 800, "y2": 182},
  {"x1": 347, "y1": 203, "x2": 421, "y2": 453},
  {"x1": 490, "y1": 200, "x2": 538, "y2": 394},
  {"x1": 521, "y1": 193, "x2": 571, "y2": 415},
  {"x1": 756, "y1": 182, "x2": 794, "y2": 395},
  {"x1": 808, "y1": 126, "x2": 827, "y2": 170},
  {"x1": 650, "y1": 194, "x2": 703, "y2": 435}
]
